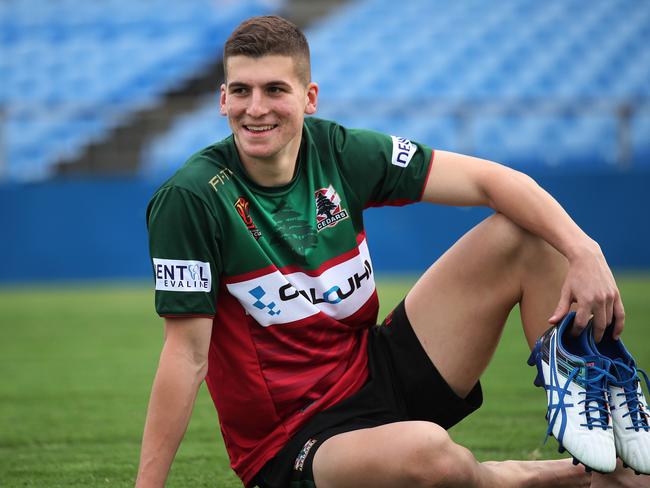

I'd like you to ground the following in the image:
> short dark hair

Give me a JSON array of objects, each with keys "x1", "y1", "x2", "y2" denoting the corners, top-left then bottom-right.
[{"x1": 224, "y1": 15, "x2": 311, "y2": 84}]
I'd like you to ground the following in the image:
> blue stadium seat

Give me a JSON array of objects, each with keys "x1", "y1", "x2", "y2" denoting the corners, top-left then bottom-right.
[
  {"x1": 2, "y1": 0, "x2": 285, "y2": 182},
  {"x1": 136, "y1": 0, "x2": 648, "y2": 176}
]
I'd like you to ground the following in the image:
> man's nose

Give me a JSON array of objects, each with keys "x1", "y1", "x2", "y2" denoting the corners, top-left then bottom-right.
[{"x1": 246, "y1": 90, "x2": 269, "y2": 117}]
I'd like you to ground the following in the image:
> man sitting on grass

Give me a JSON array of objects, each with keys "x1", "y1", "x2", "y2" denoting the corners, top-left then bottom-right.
[{"x1": 136, "y1": 15, "x2": 648, "y2": 488}]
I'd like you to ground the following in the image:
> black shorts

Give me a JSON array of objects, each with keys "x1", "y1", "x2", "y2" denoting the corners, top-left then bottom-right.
[{"x1": 253, "y1": 299, "x2": 483, "y2": 488}]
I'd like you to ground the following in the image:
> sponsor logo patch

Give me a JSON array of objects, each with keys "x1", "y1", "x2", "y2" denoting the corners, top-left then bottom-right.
[
  {"x1": 390, "y1": 135, "x2": 417, "y2": 167},
  {"x1": 248, "y1": 286, "x2": 281, "y2": 316},
  {"x1": 234, "y1": 196, "x2": 262, "y2": 240},
  {"x1": 225, "y1": 239, "x2": 376, "y2": 327},
  {"x1": 278, "y1": 259, "x2": 372, "y2": 305},
  {"x1": 208, "y1": 168, "x2": 234, "y2": 192},
  {"x1": 315, "y1": 185, "x2": 349, "y2": 232},
  {"x1": 294, "y1": 438, "x2": 318, "y2": 472},
  {"x1": 154, "y1": 258, "x2": 211, "y2": 292}
]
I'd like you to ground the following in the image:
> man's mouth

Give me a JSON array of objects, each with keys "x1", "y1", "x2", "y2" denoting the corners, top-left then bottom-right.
[{"x1": 244, "y1": 124, "x2": 278, "y2": 133}]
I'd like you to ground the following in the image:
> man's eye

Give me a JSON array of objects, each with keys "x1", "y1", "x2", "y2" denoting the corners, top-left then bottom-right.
[
  {"x1": 268, "y1": 86, "x2": 284, "y2": 94},
  {"x1": 231, "y1": 87, "x2": 247, "y2": 95}
]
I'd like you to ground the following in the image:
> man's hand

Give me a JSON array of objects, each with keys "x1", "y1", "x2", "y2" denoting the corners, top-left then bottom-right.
[
  {"x1": 548, "y1": 241, "x2": 624, "y2": 342},
  {"x1": 422, "y1": 150, "x2": 626, "y2": 343}
]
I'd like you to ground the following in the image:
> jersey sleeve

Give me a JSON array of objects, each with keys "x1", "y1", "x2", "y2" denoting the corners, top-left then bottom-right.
[
  {"x1": 332, "y1": 125, "x2": 434, "y2": 208},
  {"x1": 147, "y1": 186, "x2": 221, "y2": 317}
]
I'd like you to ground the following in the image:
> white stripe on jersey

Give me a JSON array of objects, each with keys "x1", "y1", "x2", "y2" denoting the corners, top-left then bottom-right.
[{"x1": 226, "y1": 239, "x2": 375, "y2": 327}]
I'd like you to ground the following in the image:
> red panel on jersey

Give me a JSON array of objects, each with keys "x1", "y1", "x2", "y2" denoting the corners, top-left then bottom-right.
[{"x1": 205, "y1": 281, "x2": 372, "y2": 486}]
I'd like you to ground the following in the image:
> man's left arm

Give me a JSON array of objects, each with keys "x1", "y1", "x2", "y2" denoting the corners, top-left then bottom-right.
[{"x1": 421, "y1": 150, "x2": 624, "y2": 340}]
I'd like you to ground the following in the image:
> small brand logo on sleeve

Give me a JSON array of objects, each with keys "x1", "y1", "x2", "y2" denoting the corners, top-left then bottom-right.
[
  {"x1": 390, "y1": 135, "x2": 417, "y2": 167},
  {"x1": 154, "y1": 258, "x2": 211, "y2": 292}
]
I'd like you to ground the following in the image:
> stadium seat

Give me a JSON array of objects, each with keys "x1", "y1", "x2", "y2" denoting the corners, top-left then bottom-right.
[
  {"x1": 5, "y1": 0, "x2": 648, "y2": 180},
  {"x1": 1, "y1": 0, "x2": 285, "y2": 181},
  {"x1": 140, "y1": 0, "x2": 648, "y2": 176}
]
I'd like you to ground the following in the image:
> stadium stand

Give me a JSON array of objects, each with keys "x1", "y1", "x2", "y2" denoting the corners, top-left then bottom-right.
[
  {"x1": 2, "y1": 0, "x2": 650, "y2": 283},
  {"x1": 0, "y1": 0, "x2": 284, "y2": 181},
  {"x1": 140, "y1": 0, "x2": 650, "y2": 178}
]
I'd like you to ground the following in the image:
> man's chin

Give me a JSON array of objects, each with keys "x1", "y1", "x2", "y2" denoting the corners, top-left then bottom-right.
[
  {"x1": 238, "y1": 145, "x2": 278, "y2": 162},
  {"x1": 234, "y1": 136, "x2": 273, "y2": 156}
]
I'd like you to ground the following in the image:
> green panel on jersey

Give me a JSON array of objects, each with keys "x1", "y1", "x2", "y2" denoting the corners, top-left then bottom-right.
[{"x1": 147, "y1": 117, "x2": 433, "y2": 317}]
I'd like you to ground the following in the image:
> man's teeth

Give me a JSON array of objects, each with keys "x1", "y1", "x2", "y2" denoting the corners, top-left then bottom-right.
[{"x1": 247, "y1": 125, "x2": 275, "y2": 132}]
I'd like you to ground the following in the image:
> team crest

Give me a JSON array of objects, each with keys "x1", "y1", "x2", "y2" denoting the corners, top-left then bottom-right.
[
  {"x1": 315, "y1": 185, "x2": 349, "y2": 232},
  {"x1": 234, "y1": 197, "x2": 262, "y2": 240}
]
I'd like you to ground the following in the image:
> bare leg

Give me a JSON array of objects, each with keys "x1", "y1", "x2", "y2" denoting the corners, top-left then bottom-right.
[
  {"x1": 401, "y1": 214, "x2": 643, "y2": 487},
  {"x1": 591, "y1": 459, "x2": 650, "y2": 487},
  {"x1": 313, "y1": 421, "x2": 591, "y2": 488},
  {"x1": 405, "y1": 212, "x2": 567, "y2": 397},
  {"x1": 312, "y1": 214, "x2": 590, "y2": 487},
  {"x1": 313, "y1": 214, "x2": 639, "y2": 487}
]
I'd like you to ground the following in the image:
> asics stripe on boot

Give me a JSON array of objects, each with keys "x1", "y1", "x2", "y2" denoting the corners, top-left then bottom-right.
[
  {"x1": 528, "y1": 312, "x2": 616, "y2": 473},
  {"x1": 589, "y1": 324, "x2": 650, "y2": 475}
]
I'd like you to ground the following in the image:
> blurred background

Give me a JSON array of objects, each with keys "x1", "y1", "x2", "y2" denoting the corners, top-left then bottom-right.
[{"x1": 1, "y1": 0, "x2": 649, "y2": 283}]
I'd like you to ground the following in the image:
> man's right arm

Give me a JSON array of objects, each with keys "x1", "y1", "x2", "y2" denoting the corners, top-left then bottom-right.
[{"x1": 135, "y1": 317, "x2": 213, "y2": 488}]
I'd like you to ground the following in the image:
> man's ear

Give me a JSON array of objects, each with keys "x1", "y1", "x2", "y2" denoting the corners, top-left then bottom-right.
[
  {"x1": 219, "y1": 83, "x2": 227, "y2": 116},
  {"x1": 304, "y1": 82, "x2": 318, "y2": 115}
]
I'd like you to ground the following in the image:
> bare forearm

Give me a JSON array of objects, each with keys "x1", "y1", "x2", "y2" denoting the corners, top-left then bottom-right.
[
  {"x1": 481, "y1": 165, "x2": 622, "y2": 334},
  {"x1": 136, "y1": 345, "x2": 207, "y2": 488},
  {"x1": 423, "y1": 150, "x2": 623, "y2": 334},
  {"x1": 424, "y1": 151, "x2": 598, "y2": 260}
]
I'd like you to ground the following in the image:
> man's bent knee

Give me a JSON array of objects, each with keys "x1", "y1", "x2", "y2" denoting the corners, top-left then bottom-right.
[
  {"x1": 401, "y1": 422, "x2": 478, "y2": 488},
  {"x1": 484, "y1": 213, "x2": 531, "y2": 259},
  {"x1": 485, "y1": 213, "x2": 563, "y2": 272}
]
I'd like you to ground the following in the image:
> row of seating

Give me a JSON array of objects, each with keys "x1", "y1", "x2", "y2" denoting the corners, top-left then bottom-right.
[
  {"x1": 140, "y1": 100, "x2": 650, "y2": 178},
  {"x1": 308, "y1": 0, "x2": 650, "y2": 99},
  {"x1": 141, "y1": 0, "x2": 650, "y2": 178},
  {"x1": 1, "y1": 0, "x2": 283, "y2": 181},
  {"x1": 0, "y1": 0, "x2": 259, "y2": 28}
]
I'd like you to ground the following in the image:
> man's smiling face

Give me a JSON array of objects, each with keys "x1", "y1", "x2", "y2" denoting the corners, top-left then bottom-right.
[{"x1": 220, "y1": 55, "x2": 318, "y2": 171}]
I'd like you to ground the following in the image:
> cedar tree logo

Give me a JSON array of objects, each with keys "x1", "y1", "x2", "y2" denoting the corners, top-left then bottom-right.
[
  {"x1": 315, "y1": 185, "x2": 349, "y2": 232},
  {"x1": 234, "y1": 197, "x2": 262, "y2": 240}
]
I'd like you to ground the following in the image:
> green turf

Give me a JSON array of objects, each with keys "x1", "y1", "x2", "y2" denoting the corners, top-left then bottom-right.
[{"x1": 1, "y1": 274, "x2": 649, "y2": 487}]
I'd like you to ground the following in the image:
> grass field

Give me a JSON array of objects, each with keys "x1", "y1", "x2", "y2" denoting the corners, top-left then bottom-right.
[{"x1": 1, "y1": 274, "x2": 649, "y2": 487}]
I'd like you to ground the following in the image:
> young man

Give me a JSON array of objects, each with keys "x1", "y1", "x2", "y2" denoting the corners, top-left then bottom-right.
[{"x1": 137, "y1": 15, "x2": 648, "y2": 488}]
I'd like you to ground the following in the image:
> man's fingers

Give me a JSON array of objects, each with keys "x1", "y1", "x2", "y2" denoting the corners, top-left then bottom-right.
[
  {"x1": 571, "y1": 307, "x2": 591, "y2": 337},
  {"x1": 549, "y1": 288, "x2": 572, "y2": 324},
  {"x1": 612, "y1": 298, "x2": 625, "y2": 340},
  {"x1": 605, "y1": 296, "x2": 614, "y2": 331},
  {"x1": 591, "y1": 303, "x2": 607, "y2": 343}
]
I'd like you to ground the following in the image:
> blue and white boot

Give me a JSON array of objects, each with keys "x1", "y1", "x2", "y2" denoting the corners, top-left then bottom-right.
[
  {"x1": 528, "y1": 312, "x2": 616, "y2": 473},
  {"x1": 589, "y1": 325, "x2": 650, "y2": 475}
]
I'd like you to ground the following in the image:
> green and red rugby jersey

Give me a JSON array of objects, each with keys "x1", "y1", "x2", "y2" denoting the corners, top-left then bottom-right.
[{"x1": 147, "y1": 117, "x2": 434, "y2": 486}]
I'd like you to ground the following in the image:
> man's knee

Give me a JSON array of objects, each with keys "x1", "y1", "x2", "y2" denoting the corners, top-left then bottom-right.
[
  {"x1": 486, "y1": 213, "x2": 563, "y2": 270},
  {"x1": 401, "y1": 422, "x2": 477, "y2": 488},
  {"x1": 485, "y1": 213, "x2": 530, "y2": 255}
]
